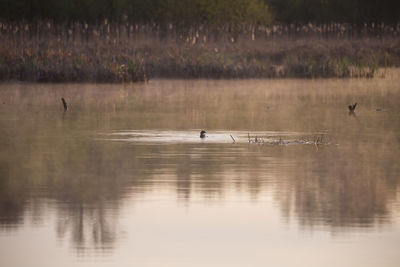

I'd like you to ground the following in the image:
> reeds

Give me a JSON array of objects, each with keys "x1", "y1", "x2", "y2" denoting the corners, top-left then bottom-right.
[{"x1": 1, "y1": 21, "x2": 399, "y2": 82}]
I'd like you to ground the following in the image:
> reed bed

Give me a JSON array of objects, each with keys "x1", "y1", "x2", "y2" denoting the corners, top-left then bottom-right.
[{"x1": 1, "y1": 21, "x2": 399, "y2": 82}]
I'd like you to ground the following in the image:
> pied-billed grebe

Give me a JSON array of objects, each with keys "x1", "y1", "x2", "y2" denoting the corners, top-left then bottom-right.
[{"x1": 200, "y1": 130, "x2": 206, "y2": 138}]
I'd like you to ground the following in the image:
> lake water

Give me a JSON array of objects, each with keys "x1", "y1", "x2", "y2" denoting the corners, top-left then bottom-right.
[{"x1": 1, "y1": 71, "x2": 400, "y2": 267}]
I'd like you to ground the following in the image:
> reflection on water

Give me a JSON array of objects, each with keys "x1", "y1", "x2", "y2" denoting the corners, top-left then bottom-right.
[
  {"x1": 102, "y1": 129, "x2": 326, "y2": 145},
  {"x1": 1, "y1": 73, "x2": 400, "y2": 266}
]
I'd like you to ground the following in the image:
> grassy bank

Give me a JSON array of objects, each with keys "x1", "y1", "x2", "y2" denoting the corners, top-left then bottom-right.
[{"x1": 1, "y1": 23, "x2": 399, "y2": 82}]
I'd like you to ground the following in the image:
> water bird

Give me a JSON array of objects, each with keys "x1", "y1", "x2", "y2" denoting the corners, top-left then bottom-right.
[
  {"x1": 200, "y1": 130, "x2": 207, "y2": 138},
  {"x1": 61, "y1": 98, "x2": 68, "y2": 111},
  {"x1": 348, "y1": 103, "x2": 357, "y2": 112}
]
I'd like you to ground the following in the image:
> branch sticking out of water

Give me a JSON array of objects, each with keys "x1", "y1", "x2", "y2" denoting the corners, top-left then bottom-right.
[
  {"x1": 61, "y1": 98, "x2": 68, "y2": 112},
  {"x1": 230, "y1": 134, "x2": 236, "y2": 143}
]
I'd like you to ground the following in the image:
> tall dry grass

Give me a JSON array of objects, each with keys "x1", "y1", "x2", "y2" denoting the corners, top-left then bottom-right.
[{"x1": 0, "y1": 21, "x2": 399, "y2": 82}]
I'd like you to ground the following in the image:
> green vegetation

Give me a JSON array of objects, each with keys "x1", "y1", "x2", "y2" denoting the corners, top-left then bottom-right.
[{"x1": 1, "y1": 0, "x2": 398, "y2": 27}]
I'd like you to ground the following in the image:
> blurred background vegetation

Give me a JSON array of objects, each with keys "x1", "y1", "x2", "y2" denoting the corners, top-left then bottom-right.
[{"x1": 0, "y1": 0, "x2": 399, "y2": 27}]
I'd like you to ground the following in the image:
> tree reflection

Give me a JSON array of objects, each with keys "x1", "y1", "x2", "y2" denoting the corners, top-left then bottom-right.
[{"x1": 274, "y1": 140, "x2": 399, "y2": 230}]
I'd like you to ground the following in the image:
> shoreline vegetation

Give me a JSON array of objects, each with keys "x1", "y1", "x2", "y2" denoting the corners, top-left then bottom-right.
[
  {"x1": 1, "y1": 22, "x2": 400, "y2": 82},
  {"x1": 1, "y1": 0, "x2": 399, "y2": 82}
]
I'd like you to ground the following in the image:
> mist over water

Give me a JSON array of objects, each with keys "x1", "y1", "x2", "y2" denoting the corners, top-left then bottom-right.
[{"x1": 1, "y1": 73, "x2": 400, "y2": 267}]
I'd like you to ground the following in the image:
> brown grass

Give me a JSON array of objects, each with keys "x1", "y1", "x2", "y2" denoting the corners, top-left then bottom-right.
[{"x1": 1, "y1": 22, "x2": 399, "y2": 82}]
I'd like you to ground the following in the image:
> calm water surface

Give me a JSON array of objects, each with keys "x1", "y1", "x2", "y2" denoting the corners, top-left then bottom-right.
[{"x1": 1, "y1": 72, "x2": 400, "y2": 267}]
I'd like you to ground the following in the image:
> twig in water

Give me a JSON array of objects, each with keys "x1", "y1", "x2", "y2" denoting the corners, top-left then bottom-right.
[
  {"x1": 230, "y1": 134, "x2": 236, "y2": 143},
  {"x1": 314, "y1": 136, "x2": 322, "y2": 150}
]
